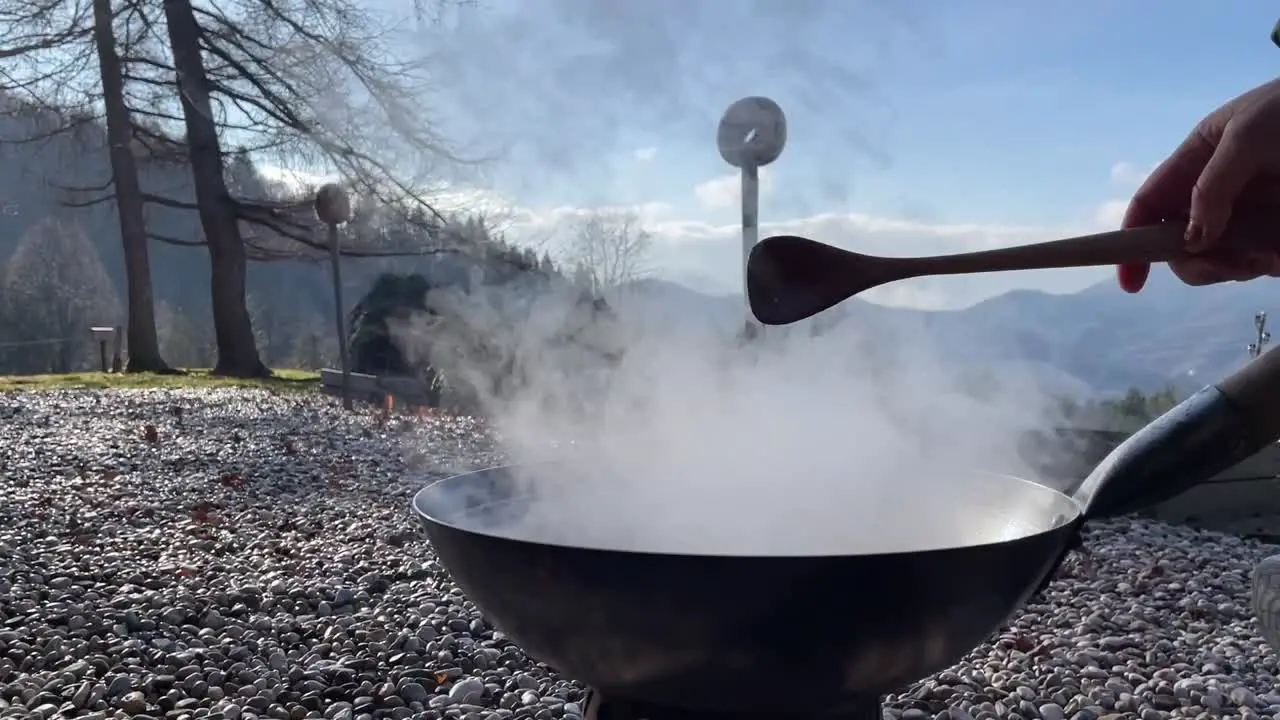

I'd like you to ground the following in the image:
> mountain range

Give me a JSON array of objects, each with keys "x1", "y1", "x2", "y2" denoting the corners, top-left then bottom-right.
[{"x1": 613, "y1": 266, "x2": 1277, "y2": 397}]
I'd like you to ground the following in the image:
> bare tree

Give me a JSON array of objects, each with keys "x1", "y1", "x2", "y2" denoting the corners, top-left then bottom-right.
[
  {"x1": 5, "y1": 0, "x2": 494, "y2": 377},
  {"x1": 0, "y1": 217, "x2": 120, "y2": 373},
  {"x1": 93, "y1": 0, "x2": 173, "y2": 372},
  {"x1": 139, "y1": 0, "x2": 489, "y2": 375},
  {"x1": 6, "y1": 0, "x2": 491, "y2": 264},
  {"x1": 108, "y1": 0, "x2": 490, "y2": 255},
  {"x1": 179, "y1": 0, "x2": 487, "y2": 232},
  {"x1": 1, "y1": 0, "x2": 174, "y2": 373},
  {"x1": 0, "y1": 0, "x2": 90, "y2": 64},
  {"x1": 161, "y1": 0, "x2": 267, "y2": 377},
  {"x1": 564, "y1": 210, "x2": 653, "y2": 292}
]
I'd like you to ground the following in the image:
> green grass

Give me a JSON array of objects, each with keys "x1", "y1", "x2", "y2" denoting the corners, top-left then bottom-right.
[{"x1": 0, "y1": 368, "x2": 320, "y2": 392}]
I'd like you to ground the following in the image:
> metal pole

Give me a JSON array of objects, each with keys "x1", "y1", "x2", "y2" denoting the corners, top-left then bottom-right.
[
  {"x1": 741, "y1": 163, "x2": 760, "y2": 328},
  {"x1": 111, "y1": 325, "x2": 123, "y2": 372},
  {"x1": 716, "y1": 97, "x2": 786, "y2": 342},
  {"x1": 327, "y1": 222, "x2": 352, "y2": 410},
  {"x1": 316, "y1": 183, "x2": 354, "y2": 410}
]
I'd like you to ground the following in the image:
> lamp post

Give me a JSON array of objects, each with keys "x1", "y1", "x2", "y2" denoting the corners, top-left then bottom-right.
[
  {"x1": 717, "y1": 97, "x2": 787, "y2": 341},
  {"x1": 316, "y1": 183, "x2": 353, "y2": 410},
  {"x1": 1250, "y1": 310, "x2": 1271, "y2": 360}
]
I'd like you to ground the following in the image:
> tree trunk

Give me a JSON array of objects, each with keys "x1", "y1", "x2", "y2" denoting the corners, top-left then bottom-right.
[
  {"x1": 162, "y1": 0, "x2": 268, "y2": 378},
  {"x1": 92, "y1": 0, "x2": 173, "y2": 374}
]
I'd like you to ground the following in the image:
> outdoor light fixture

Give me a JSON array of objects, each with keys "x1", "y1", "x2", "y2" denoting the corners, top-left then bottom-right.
[
  {"x1": 316, "y1": 182, "x2": 354, "y2": 410},
  {"x1": 717, "y1": 96, "x2": 787, "y2": 338}
]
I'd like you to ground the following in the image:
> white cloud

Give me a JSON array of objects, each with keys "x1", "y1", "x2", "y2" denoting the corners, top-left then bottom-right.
[
  {"x1": 1108, "y1": 161, "x2": 1151, "y2": 188},
  {"x1": 692, "y1": 169, "x2": 775, "y2": 211},
  {"x1": 256, "y1": 165, "x2": 338, "y2": 191},
  {"x1": 630, "y1": 212, "x2": 1105, "y2": 310},
  {"x1": 1093, "y1": 199, "x2": 1128, "y2": 229},
  {"x1": 633, "y1": 147, "x2": 658, "y2": 162},
  {"x1": 257, "y1": 165, "x2": 1119, "y2": 312},
  {"x1": 254, "y1": 165, "x2": 520, "y2": 222},
  {"x1": 1093, "y1": 159, "x2": 1154, "y2": 230},
  {"x1": 483, "y1": 194, "x2": 1105, "y2": 310}
]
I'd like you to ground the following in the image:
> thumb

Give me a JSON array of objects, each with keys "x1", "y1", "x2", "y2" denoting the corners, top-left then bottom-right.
[{"x1": 1187, "y1": 130, "x2": 1255, "y2": 251}]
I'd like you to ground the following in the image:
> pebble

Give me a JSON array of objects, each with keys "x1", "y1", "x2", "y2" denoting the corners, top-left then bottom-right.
[
  {"x1": 891, "y1": 520, "x2": 1280, "y2": 720},
  {"x1": 0, "y1": 388, "x2": 1279, "y2": 720}
]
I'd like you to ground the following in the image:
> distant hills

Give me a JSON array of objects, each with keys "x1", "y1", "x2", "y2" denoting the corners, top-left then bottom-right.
[{"x1": 610, "y1": 267, "x2": 1277, "y2": 397}]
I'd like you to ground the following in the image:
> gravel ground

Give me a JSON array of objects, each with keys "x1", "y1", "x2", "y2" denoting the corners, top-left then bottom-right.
[{"x1": 0, "y1": 389, "x2": 1279, "y2": 720}]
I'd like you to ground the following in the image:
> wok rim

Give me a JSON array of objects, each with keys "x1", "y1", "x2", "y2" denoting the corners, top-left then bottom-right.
[{"x1": 411, "y1": 462, "x2": 1083, "y2": 559}]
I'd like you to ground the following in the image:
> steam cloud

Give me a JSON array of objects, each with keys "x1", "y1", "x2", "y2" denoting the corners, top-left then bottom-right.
[
  {"x1": 398, "y1": 281, "x2": 1065, "y2": 557},
  {"x1": 397, "y1": 2, "x2": 1068, "y2": 557},
  {"x1": 419, "y1": 0, "x2": 921, "y2": 204}
]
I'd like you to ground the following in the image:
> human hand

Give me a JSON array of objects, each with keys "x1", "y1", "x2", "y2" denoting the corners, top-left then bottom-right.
[{"x1": 1117, "y1": 78, "x2": 1280, "y2": 293}]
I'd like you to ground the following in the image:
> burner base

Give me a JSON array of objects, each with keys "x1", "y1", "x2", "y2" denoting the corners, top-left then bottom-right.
[{"x1": 584, "y1": 692, "x2": 882, "y2": 720}]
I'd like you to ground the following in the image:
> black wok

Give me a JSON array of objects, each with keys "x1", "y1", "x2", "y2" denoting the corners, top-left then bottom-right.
[{"x1": 411, "y1": 348, "x2": 1280, "y2": 715}]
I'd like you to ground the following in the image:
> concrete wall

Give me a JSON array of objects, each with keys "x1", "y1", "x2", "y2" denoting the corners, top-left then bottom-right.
[
  {"x1": 1153, "y1": 443, "x2": 1280, "y2": 536},
  {"x1": 1024, "y1": 429, "x2": 1280, "y2": 536}
]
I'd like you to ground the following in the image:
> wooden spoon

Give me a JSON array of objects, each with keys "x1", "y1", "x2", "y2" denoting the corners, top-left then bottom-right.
[{"x1": 746, "y1": 220, "x2": 1236, "y2": 326}]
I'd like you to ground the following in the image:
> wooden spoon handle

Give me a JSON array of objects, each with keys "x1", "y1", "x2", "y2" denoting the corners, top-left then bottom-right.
[
  {"x1": 907, "y1": 222, "x2": 1187, "y2": 277},
  {"x1": 746, "y1": 216, "x2": 1265, "y2": 326}
]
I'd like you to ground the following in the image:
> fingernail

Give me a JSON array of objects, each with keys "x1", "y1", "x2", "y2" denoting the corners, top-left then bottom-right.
[
  {"x1": 1185, "y1": 220, "x2": 1207, "y2": 251},
  {"x1": 1117, "y1": 264, "x2": 1146, "y2": 293}
]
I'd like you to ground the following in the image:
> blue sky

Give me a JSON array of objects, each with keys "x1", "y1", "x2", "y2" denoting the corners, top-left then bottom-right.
[
  {"x1": 333, "y1": 0, "x2": 1280, "y2": 308},
  {"x1": 869, "y1": 1, "x2": 1278, "y2": 227}
]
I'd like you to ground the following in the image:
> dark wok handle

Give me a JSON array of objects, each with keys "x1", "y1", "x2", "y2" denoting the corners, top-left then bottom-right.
[
  {"x1": 1072, "y1": 347, "x2": 1280, "y2": 519},
  {"x1": 1218, "y1": 343, "x2": 1280, "y2": 438}
]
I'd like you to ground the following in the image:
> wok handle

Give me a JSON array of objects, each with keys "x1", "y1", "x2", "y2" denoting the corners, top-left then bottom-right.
[
  {"x1": 1217, "y1": 345, "x2": 1280, "y2": 440},
  {"x1": 1072, "y1": 347, "x2": 1280, "y2": 519}
]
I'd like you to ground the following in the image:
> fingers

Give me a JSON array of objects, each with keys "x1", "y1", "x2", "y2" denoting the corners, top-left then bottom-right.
[
  {"x1": 1169, "y1": 249, "x2": 1280, "y2": 285},
  {"x1": 1114, "y1": 129, "x2": 1218, "y2": 293},
  {"x1": 1170, "y1": 257, "x2": 1256, "y2": 285},
  {"x1": 1116, "y1": 201, "x2": 1153, "y2": 292},
  {"x1": 1123, "y1": 128, "x2": 1218, "y2": 229},
  {"x1": 1116, "y1": 263, "x2": 1150, "y2": 293},
  {"x1": 1188, "y1": 127, "x2": 1258, "y2": 251},
  {"x1": 1113, "y1": 78, "x2": 1280, "y2": 292}
]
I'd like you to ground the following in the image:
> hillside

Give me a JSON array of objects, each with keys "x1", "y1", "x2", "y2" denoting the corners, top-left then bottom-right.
[
  {"x1": 613, "y1": 267, "x2": 1275, "y2": 396},
  {"x1": 944, "y1": 267, "x2": 1270, "y2": 393}
]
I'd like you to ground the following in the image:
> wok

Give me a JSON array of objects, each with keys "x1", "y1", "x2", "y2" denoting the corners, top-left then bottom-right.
[{"x1": 411, "y1": 348, "x2": 1280, "y2": 715}]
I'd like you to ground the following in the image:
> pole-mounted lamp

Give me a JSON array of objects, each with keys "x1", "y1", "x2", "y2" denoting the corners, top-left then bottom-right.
[
  {"x1": 316, "y1": 183, "x2": 354, "y2": 410},
  {"x1": 717, "y1": 97, "x2": 787, "y2": 341}
]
